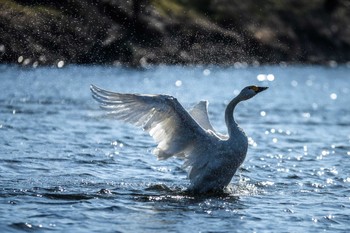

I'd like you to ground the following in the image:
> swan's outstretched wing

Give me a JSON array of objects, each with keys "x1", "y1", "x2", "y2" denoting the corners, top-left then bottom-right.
[
  {"x1": 188, "y1": 101, "x2": 215, "y2": 132},
  {"x1": 189, "y1": 101, "x2": 228, "y2": 140},
  {"x1": 90, "y1": 85, "x2": 211, "y2": 160}
]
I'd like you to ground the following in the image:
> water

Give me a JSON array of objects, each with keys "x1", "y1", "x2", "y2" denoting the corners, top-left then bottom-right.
[{"x1": 1, "y1": 65, "x2": 350, "y2": 232}]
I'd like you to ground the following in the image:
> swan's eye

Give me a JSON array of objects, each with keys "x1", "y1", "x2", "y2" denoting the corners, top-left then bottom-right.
[{"x1": 250, "y1": 86, "x2": 259, "y2": 92}]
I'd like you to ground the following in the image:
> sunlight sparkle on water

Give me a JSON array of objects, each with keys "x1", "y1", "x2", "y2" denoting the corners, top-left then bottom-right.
[
  {"x1": 175, "y1": 80, "x2": 182, "y2": 87},
  {"x1": 256, "y1": 73, "x2": 275, "y2": 81},
  {"x1": 260, "y1": 181, "x2": 275, "y2": 186},
  {"x1": 248, "y1": 137, "x2": 257, "y2": 147},
  {"x1": 1, "y1": 65, "x2": 350, "y2": 233},
  {"x1": 267, "y1": 74, "x2": 275, "y2": 81},
  {"x1": 302, "y1": 112, "x2": 311, "y2": 118},
  {"x1": 330, "y1": 93, "x2": 337, "y2": 100},
  {"x1": 344, "y1": 177, "x2": 350, "y2": 182}
]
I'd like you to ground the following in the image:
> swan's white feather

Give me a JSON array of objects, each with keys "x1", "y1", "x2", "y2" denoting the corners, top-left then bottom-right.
[
  {"x1": 188, "y1": 101, "x2": 215, "y2": 131},
  {"x1": 90, "y1": 84, "x2": 267, "y2": 193},
  {"x1": 91, "y1": 85, "x2": 217, "y2": 162},
  {"x1": 188, "y1": 101, "x2": 228, "y2": 140}
]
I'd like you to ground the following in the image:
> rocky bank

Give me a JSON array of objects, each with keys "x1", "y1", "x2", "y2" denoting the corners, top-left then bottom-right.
[{"x1": 0, "y1": 0, "x2": 349, "y2": 67}]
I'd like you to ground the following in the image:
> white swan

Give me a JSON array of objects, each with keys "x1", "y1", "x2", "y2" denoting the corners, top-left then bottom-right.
[{"x1": 90, "y1": 84, "x2": 268, "y2": 193}]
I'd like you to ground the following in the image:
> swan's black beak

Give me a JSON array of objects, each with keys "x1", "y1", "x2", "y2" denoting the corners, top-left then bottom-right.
[{"x1": 256, "y1": 86, "x2": 268, "y2": 93}]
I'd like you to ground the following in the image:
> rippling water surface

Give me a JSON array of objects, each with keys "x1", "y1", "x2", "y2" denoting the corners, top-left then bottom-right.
[{"x1": 1, "y1": 65, "x2": 350, "y2": 232}]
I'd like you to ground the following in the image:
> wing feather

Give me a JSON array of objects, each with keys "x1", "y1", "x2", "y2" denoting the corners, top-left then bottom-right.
[
  {"x1": 188, "y1": 100, "x2": 215, "y2": 131},
  {"x1": 189, "y1": 101, "x2": 228, "y2": 140},
  {"x1": 90, "y1": 85, "x2": 211, "y2": 160}
]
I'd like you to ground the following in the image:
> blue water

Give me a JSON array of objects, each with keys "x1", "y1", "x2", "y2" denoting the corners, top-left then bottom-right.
[{"x1": 1, "y1": 64, "x2": 350, "y2": 232}]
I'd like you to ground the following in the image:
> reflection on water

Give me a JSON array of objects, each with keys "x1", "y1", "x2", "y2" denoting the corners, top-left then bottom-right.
[{"x1": 0, "y1": 65, "x2": 350, "y2": 232}]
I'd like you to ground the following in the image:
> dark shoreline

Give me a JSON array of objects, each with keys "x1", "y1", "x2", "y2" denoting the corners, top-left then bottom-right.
[{"x1": 1, "y1": 0, "x2": 349, "y2": 68}]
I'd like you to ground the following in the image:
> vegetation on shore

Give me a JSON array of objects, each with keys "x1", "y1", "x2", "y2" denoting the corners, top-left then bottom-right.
[{"x1": 0, "y1": 0, "x2": 349, "y2": 67}]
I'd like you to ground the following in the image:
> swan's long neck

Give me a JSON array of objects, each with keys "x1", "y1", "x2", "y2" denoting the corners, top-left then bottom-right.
[{"x1": 225, "y1": 95, "x2": 243, "y2": 138}]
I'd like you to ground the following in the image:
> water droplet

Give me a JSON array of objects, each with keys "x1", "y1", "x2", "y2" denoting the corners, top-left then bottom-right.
[
  {"x1": 330, "y1": 93, "x2": 337, "y2": 100},
  {"x1": 252, "y1": 60, "x2": 260, "y2": 67},
  {"x1": 175, "y1": 80, "x2": 182, "y2": 87},
  {"x1": 328, "y1": 60, "x2": 337, "y2": 68},
  {"x1": 18, "y1": 56, "x2": 24, "y2": 63},
  {"x1": 291, "y1": 80, "x2": 298, "y2": 87},
  {"x1": 279, "y1": 61, "x2": 287, "y2": 67},
  {"x1": 57, "y1": 60, "x2": 65, "y2": 68},
  {"x1": 113, "y1": 61, "x2": 121, "y2": 66},
  {"x1": 260, "y1": 111, "x2": 266, "y2": 117},
  {"x1": 23, "y1": 58, "x2": 31, "y2": 66},
  {"x1": 203, "y1": 69, "x2": 211, "y2": 76},
  {"x1": 272, "y1": 138, "x2": 278, "y2": 143},
  {"x1": 306, "y1": 80, "x2": 313, "y2": 87},
  {"x1": 39, "y1": 55, "x2": 46, "y2": 62},
  {"x1": 32, "y1": 61, "x2": 39, "y2": 68},
  {"x1": 234, "y1": 62, "x2": 247, "y2": 69},
  {"x1": 0, "y1": 44, "x2": 5, "y2": 52},
  {"x1": 139, "y1": 57, "x2": 149, "y2": 69}
]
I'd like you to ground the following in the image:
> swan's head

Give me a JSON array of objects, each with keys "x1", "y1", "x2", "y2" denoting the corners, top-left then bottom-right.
[{"x1": 239, "y1": 86, "x2": 268, "y2": 100}]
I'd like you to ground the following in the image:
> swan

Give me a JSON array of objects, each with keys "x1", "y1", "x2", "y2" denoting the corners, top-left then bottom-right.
[{"x1": 90, "y1": 84, "x2": 268, "y2": 193}]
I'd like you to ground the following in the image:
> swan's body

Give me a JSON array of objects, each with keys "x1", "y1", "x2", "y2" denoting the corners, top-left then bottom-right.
[{"x1": 91, "y1": 85, "x2": 268, "y2": 193}]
